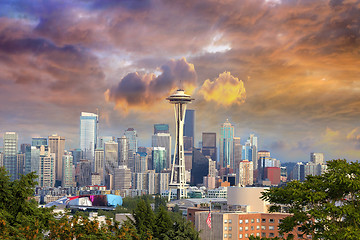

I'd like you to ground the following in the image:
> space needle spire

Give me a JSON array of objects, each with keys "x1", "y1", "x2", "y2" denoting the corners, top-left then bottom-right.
[{"x1": 167, "y1": 89, "x2": 194, "y2": 201}]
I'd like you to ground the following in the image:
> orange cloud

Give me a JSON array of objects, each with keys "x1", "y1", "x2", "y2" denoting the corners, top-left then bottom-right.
[{"x1": 198, "y1": 71, "x2": 246, "y2": 107}]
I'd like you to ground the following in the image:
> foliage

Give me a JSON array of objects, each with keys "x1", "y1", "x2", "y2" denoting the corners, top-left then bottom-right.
[
  {"x1": 0, "y1": 167, "x2": 55, "y2": 239},
  {"x1": 131, "y1": 198, "x2": 199, "y2": 240},
  {"x1": 261, "y1": 159, "x2": 360, "y2": 240},
  {"x1": 48, "y1": 214, "x2": 140, "y2": 240}
]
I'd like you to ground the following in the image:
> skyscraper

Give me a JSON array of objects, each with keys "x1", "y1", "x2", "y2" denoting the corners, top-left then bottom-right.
[
  {"x1": 167, "y1": 89, "x2": 194, "y2": 200},
  {"x1": 154, "y1": 124, "x2": 170, "y2": 134},
  {"x1": 152, "y1": 147, "x2": 166, "y2": 173},
  {"x1": 184, "y1": 109, "x2": 195, "y2": 141},
  {"x1": 38, "y1": 145, "x2": 56, "y2": 187},
  {"x1": 135, "y1": 151, "x2": 148, "y2": 173},
  {"x1": 219, "y1": 119, "x2": 234, "y2": 169},
  {"x1": 94, "y1": 148, "x2": 104, "y2": 177},
  {"x1": 202, "y1": 132, "x2": 217, "y2": 162},
  {"x1": 62, "y1": 151, "x2": 74, "y2": 188},
  {"x1": 104, "y1": 141, "x2": 118, "y2": 188},
  {"x1": 80, "y1": 112, "x2": 98, "y2": 162},
  {"x1": 238, "y1": 160, "x2": 254, "y2": 186},
  {"x1": 242, "y1": 134, "x2": 259, "y2": 169},
  {"x1": 117, "y1": 136, "x2": 129, "y2": 167},
  {"x1": 152, "y1": 130, "x2": 171, "y2": 169},
  {"x1": 48, "y1": 134, "x2": 65, "y2": 185},
  {"x1": 3, "y1": 132, "x2": 18, "y2": 181},
  {"x1": 124, "y1": 128, "x2": 137, "y2": 172},
  {"x1": 310, "y1": 152, "x2": 325, "y2": 165}
]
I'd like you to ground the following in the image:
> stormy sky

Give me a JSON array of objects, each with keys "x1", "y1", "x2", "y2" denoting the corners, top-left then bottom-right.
[{"x1": 0, "y1": 0, "x2": 359, "y2": 162}]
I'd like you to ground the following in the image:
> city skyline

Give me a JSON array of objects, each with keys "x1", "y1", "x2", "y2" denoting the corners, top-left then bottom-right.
[{"x1": 0, "y1": 0, "x2": 359, "y2": 162}]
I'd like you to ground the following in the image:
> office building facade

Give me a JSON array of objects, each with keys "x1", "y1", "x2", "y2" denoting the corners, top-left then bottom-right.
[{"x1": 80, "y1": 112, "x2": 98, "y2": 162}]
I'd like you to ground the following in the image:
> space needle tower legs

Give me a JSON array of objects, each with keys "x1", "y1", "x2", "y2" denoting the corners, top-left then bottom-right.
[{"x1": 167, "y1": 89, "x2": 194, "y2": 201}]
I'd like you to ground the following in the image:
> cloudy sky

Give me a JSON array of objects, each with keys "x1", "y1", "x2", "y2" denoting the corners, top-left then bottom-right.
[{"x1": 0, "y1": 0, "x2": 359, "y2": 162}]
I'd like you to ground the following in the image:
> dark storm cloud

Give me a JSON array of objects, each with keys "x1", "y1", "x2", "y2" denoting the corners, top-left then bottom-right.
[{"x1": 105, "y1": 58, "x2": 197, "y2": 112}]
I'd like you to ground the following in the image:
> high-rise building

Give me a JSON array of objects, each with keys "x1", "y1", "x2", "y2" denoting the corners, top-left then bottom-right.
[
  {"x1": 48, "y1": 134, "x2": 65, "y2": 185},
  {"x1": 3, "y1": 132, "x2": 18, "y2": 181},
  {"x1": 238, "y1": 160, "x2": 254, "y2": 186},
  {"x1": 114, "y1": 165, "x2": 132, "y2": 190},
  {"x1": 70, "y1": 148, "x2": 82, "y2": 165},
  {"x1": 191, "y1": 148, "x2": 210, "y2": 186},
  {"x1": 62, "y1": 151, "x2": 74, "y2": 188},
  {"x1": 99, "y1": 136, "x2": 115, "y2": 149},
  {"x1": 154, "y1": 124, "x2": 170, "y2": 134},
  {"x1": 75, "y1": 159, "x2": 92, "y2": 187},
  {"x1": 104, "y1": 141, "x2": 118, "y2": 188},
  {"x1": 118, "y1": 136, "x2": 129, "y2": 167},
  {"x1": 152, "y1": 147, "x2": 166, "y2": 173},
  {"x1": 152, "y1": 131, "x2": 171, "y2": 169},
  {"x1": 80, "y1": 112, "x2": 98, "y2": 162},
  {"x1": 20, "y1": 143, "x2": 30, "y2": 154},
  {"x1": 0, "y1": 152, "x2": 3, "y2": 167},
  {"x1": 292, "y1": 162, "x2": 305, "y2": 181},
  {"x1": 135, "y1": 151, "x2": 148, "y2": 173},
  {"x1": 220, "y1": 119, "x2": 234, "y2": 169},
  {"x1": 124, "y1": 128, "x2": 137, "y2": 172},
  {"x1": 16, "y1": 153, "x2": 25, "y2": 177},
  {"x1": 38, "y1": 145, "x2": 56, "y2": 187},
  {"x1": 202, "y1": 132, "x2": 217, "y2": 162},
  {"x1": 310, "y1": 152, "x2": 325, "y2": 165},
  {"x1": 184, "y1": 109, "x2": 195, "y2": 148},
  {"x1": 242, "y1": 134, "x2": 258, "y2": 169},
  {"x1": 32, "y1": 137, "x2": 47, "y2": 147},
  {"x1": 94, "y1": 148, "x2": 104, "y2": 177},
  {"x1": 233, "y1": 137, "x2": 242, "y2": 173}
]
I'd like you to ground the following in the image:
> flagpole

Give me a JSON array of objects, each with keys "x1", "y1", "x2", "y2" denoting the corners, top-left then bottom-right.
[{"x1": 210, "y1": 200, "x2": 212, "y2": 240}]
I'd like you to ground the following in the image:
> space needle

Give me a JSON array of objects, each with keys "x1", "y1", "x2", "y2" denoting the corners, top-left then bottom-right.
[{"x1": 167, "y1": 89, "x2": 194, "y2": 201}]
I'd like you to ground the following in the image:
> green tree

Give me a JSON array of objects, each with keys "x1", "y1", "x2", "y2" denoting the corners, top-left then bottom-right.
[
  {"x1": 0, "y1": 167, "x2": 55, "y2": 239},
  {"x1": 261, "y1": 159, "x2": 360, "y2": 240},
  {"x1": 154, "y1": 206, "x2": 173, "y2": 239},
  {"x1": 131, "y1": 198, "x2": 155, "y2": 239},
  {"x1": 154, "y1": 195, "x2": 167, "y2": 212}
]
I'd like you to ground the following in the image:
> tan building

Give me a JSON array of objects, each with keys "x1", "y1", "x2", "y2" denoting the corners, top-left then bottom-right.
[
  {"x1": 227, "y1": 187, "x2": 269, "y2": 213},
  {"x1": 48, "y1": 134, "x2": 65, "y2": 184},
  {"x1": 196, "y1": 211, "x2": 308, "y2": 240},
  {"x1": 237, "y1": 160, "x2": 253, "y2": 186}
]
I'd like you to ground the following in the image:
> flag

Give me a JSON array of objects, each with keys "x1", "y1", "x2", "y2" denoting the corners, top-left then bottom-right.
[{"x1": 206, "y1": 211, "x2": 211, "y2": 229}]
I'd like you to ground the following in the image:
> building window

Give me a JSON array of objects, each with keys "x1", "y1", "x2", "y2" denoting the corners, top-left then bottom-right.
[
  {"x1": 245, "y1": 226, "x2": 248, "y2": 231},
  {"x1": 251, "y1": 226, "x2": 254, "y2": 230},
  {"x1": 261, "y1": 233, "x2": 266, "y2": 237},
  {"x1": 256, "y1": 226, "x2": 260, "y2": 230},
  {"x1": 269, "y1": 233, "x2": 275, "y2": 237},
  {"x1": 256, "y1": 218, "x2": 260, "y2": 223},
  {"x1": 251, "y1": 219, "x2": 254, "y2": 223},
  {"x1": 269, "y1": 226, "x2": 274, "y2": 230},
  {"x1": 239, "y1": 219, "x2": 243, "y2": 224},
  {"x1": 228, "y1": 234, "x2": 232, "y2": 238},
  {"x1": 245, "y1": 219, "x2": 249, "y2": 223},
  {"x1": 239, "y1": 227, "x2": 243, "y2": 231},
  {"x1": 224, "y1": 219, "x2": 228, "y2": 223},
  {"x1": 261, "y1": 226, "x2": 266, "y2": 230},
  {"x1": 239, "y1": 234, "x2": 243, "y2": 239},
  {"x1": 269, "y1": 219, "x2": 275, "y2": 223},
  {"x1": 229, "y1": 227, "x2": 232, "y2": 231},
  {"x1": 256, "y1": 233, "x2": 260, "y2": 237},
  {"x1": 224, "y1": 227, "x2": 227, "y2": 231},
  {"x1": 245, "y1": 234, "x2": 248, "y2": 238},
  {"x1": 224, "y1": 234, "x2": 227, "y2": 238},
  {"x1": 262, "y1": 218, "x2": 266, "y2": 223},
  {"x1": 228, "y1": 219, "x2": 232, "y2": 224}
]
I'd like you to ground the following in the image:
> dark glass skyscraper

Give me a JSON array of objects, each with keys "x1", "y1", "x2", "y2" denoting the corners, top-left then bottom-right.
[{"x1": 202, "y1": 132, "x2": 217, "y2": 163}]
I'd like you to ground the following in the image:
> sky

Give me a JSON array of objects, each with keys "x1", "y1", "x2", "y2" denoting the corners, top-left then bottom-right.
[{"x1": 0, "y1": 0, "x2": 359, "y2": 162}]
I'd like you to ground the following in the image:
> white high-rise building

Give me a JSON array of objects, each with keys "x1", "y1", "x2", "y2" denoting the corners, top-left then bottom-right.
[
  {"x1": 118, "y1": 136, "x2": 129, "y2": 167},
  {"x1": 80, "y1": 112, "x2": 98, "y2": 163},
  {"x1": 4, "y1": 132, "x2": 18, "y2": 181},
  {"x1": 238, "y1": 160, "x2": 254, "y2": 186},
  {"x1": 48, "y1": 134, "x2": 65, "y2": 185},
  {"x1": 310, "y1": 153, "x2": 325, "y2": 165},
  {"x1": 124, "y1": 128, "x2": 137, "y2": 172}
]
